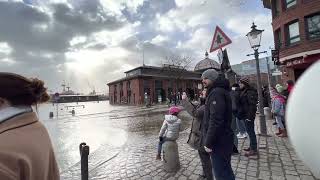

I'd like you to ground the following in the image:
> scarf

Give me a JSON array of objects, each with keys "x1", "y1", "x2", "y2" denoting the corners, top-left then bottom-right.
[{"x1": 0, "y1": 106, "x2": 33, "y2": 123}]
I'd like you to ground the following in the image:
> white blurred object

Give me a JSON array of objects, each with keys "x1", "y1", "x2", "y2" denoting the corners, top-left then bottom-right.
[
  {"x1": 182, "y1": 92, "x2": 187, "y2": 100},
  {"x1": 286, "y1": 61, "x2": 320, "y2": 177}
]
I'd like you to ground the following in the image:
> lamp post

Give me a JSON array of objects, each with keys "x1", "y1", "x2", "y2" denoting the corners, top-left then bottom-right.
[{"x1": 246, "y1": 22, "x2": 267, "y2": 135}]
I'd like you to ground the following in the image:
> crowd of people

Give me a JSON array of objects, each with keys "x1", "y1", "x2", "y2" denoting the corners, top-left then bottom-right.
[
  {"x1": 157, "y1": 68, "x2": 295, "y2": 180},
  {"x1": 0, "y1": 70, "x2": 295, "y2": 180}
]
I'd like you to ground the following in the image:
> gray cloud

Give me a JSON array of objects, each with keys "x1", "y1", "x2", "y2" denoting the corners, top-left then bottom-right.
[
  {"x1": 0, "y1": 1, "x2": 126, "y2": 58},
  {"x1": 0, "y1": 0, "x2": 128, "y2": 93},
  {"x1": 52, "y1": 2, "x2": 125, "y2": 35}
]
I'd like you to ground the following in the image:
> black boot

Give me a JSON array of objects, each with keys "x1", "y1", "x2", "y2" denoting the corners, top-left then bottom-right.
[{"x1": 232, "y1": 145, "x2": 239, "y2": 155}]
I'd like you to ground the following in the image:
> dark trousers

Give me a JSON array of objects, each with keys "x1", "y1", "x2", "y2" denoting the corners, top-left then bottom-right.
[
  {"x1": 245, "y1": 120, "x2": 257, "y2": 151},
  {"x1": 198, "y1": 147, "x2": 214, "y2": 180},
  {"x1": 157, "y1": 138, "x2": 166, "y2": 155},
  {"x1": 210, "y1": 152, "x2": 235, "y2": 180}
]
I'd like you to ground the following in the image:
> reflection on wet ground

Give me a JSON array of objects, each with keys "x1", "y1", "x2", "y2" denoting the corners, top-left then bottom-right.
[{"x1": 38, "y1": 101, "x2": 190, "y2": 175}]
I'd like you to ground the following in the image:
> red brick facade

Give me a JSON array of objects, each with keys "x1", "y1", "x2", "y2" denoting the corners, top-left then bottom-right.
[
  {"x1": 108, "y1": 77, "x2": 199, "y2": 105},
  {"x1": 264, "y1": 0, "x2": 320, "y2": 82}
]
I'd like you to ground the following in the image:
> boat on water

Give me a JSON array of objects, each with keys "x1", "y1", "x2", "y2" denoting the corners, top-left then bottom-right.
[{"x1": 50, "y1": 82, "x2": 108, "y2": 103}]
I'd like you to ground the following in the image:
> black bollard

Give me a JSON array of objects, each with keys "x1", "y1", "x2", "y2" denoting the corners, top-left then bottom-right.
[
  {"x1": 79, "y1": 143, "x2": 89, "y2": 180},
  {"x1": 49, "y1": 112, "x2": 54, "y2": 118}
]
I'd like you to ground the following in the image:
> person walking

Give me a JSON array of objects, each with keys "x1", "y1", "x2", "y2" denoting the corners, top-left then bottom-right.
[
  {"x1": 273, "y1": 85, "x2": 287, "y2": 137},
  {"x1": 201, "y1": 69, "x2": 235, "y2": 180},
  {"x1": 156, "y1": 106, "x2": 182, "y2": 160},
  {"x1": 0, "y1": 72, "x2": 60, "y2": 180},
  {"x1": 181, "y1": 89, "x2": 214, "y2": 180},
  {"x1": 238, "y1": 77, "x2": 259, "y2": 157}
]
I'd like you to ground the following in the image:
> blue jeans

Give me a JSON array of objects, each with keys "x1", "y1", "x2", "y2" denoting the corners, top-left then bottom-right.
[
  {"x1": 210, "y1": 152, "x2": 235, "y2": 180},
  {"x1": 157, "y1": 138, "x2": 166, "y2": 155},
  {"x1": 245, "y1": 120, "x2": 257, "y2": 151},
  {"x1": 236, "y1": 118, "x2": 246, "y2": 134}
]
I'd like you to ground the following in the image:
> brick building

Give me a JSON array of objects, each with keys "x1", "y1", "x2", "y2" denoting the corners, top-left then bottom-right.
[
  {"x1": 107, "y1": 65, "x2": 202, "y2": 105},
  {"x1": 262, "y1": 0, "x2": 320, "y2": 82},
  {"x1": 107, "y1": 52, "x2": 222, "y2": 105}
]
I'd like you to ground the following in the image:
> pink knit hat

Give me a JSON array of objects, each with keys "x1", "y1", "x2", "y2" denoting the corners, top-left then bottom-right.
[{"x1": 169, "y1": 106, "x2": 181, "y2": 115}]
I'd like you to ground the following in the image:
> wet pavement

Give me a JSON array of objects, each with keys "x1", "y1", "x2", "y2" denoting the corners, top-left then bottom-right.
[{"x1": 38, "y1": 102, "x2": 320, "y2": 180}]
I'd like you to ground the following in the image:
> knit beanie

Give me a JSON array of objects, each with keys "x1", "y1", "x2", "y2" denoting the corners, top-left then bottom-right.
[
  {"x1": 276, "y1": 85, "x2": 284, "y2": 93},
  {"x1": 201, "y1": 69, "x2": 219, "y2": 82},
  {"x1": 169, "y1": 106, "x2": 181, "y2": 115},
  {"x1": 239, "y1": 77, "x2": 250, "y2": 85}
]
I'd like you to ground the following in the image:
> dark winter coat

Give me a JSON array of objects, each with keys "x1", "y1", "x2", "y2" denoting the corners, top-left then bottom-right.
[
  {"x1": 238, "y1": 86, "x2": 258, "y2": 121},
  {"x1": 230, "y1": 87, "x2": 240, "y2": 117},
  {"x1": 201, "y1": 76, "x2": 234, "y2": 155}
]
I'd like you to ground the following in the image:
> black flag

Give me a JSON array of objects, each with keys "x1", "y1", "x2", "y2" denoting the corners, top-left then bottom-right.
[{"x1": 221, "y1": 49, "x2": 231, "y2": 72}]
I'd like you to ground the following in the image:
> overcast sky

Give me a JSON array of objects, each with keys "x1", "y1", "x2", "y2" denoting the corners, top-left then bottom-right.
[{"x1": 0, "y1": 0, "x2": 273, "y2": 94}]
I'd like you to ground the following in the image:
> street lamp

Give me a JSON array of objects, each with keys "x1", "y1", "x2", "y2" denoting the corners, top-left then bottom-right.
[{"x1": 246, "y1": 22, "x2": 267, "y2": 135}]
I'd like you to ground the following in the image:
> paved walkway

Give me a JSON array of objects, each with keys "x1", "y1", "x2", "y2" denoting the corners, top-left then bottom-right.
[{"x1": 61, "y1": 115, "x2": 320, "y2": 180}]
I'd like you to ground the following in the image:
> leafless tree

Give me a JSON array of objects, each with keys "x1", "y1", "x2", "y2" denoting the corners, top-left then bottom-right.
[{"x1": 161, "y1": 54, "x2": 195, "y2": 102}]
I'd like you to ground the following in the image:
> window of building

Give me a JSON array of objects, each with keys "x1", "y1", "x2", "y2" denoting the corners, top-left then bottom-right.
[
  {"x1": 272, "y1": 0, "x2": 281, "y2": 18},
  {"x1": 286, "y1": 21, "x2": 300, "y2": 45},
  {"x1": 127, "y1": 81, "x2": 131, "y2": 89},
  {"x1": 285, "y1": 0, "x2": 296, "y2": 8},
  {"x1": 275, "y1": 29, "x2": 282, "y2": 48},
  {"x1": 306, "y1": 13, "x2": 320, "y2": 40}
]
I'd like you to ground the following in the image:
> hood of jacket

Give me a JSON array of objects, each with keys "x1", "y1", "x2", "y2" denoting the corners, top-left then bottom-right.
[
  {"x1": 165, "y1": 114, "x2": 179, "y2": 123},
  {"x1": 207, "y1": 75, "x2": 230, "y2": 93}
]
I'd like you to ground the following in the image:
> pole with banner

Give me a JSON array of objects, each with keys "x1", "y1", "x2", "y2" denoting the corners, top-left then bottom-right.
[{"x1": 210, "y1": 26, "x2": 232, "y2": 77}]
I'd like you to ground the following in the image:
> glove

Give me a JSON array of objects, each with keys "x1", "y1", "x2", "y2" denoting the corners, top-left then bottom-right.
[
  {"x1": 159, "y1": 137, "x2": 163, "y2": 141},
  {"x1": 204, "y1": 146, "x2": 212, "y2": 153}
]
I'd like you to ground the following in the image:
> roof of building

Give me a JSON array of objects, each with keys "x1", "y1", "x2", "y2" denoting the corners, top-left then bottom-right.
[
  {"x1": 194, "y1": 51, "x2": 220, "y2": 72},
  {"x1": 108, "y1": 65, "x2": 201, "y2": 85}
]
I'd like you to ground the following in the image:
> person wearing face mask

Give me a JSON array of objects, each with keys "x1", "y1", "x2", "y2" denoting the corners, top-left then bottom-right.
[
  {"x1": 0, "y1": 72, "x2": 60, "y2": 180},
  {"x1": 181, "y1": 89, "x2": 214, "y2": 180}
]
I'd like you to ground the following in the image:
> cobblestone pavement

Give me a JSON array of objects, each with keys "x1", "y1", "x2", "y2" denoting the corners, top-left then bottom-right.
[{"x1": 61, "y1": 115, "x2": 320, "y2": 180}]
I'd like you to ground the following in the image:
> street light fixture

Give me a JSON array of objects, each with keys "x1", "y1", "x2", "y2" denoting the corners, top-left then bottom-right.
[
  {"x1": 246, "y1": 23, "x2": 264, "y2": 50},
  {"x1": 246, "y1": 22, "x2": 268, "y2": 136}
]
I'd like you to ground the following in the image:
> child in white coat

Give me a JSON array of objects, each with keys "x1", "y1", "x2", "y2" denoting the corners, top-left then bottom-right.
[{"x1": 156, "y1": 106, "x2": 182, "y2": 160}]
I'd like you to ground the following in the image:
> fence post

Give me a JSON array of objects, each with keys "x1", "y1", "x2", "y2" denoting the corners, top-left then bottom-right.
[{"x1": 79, "y1": 142, "x2": 89, "y2": 180}]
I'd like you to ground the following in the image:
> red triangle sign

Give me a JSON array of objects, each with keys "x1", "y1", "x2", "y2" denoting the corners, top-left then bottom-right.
[{"x1": 210, "y1": 26, "x2": 232, "y2": 53}]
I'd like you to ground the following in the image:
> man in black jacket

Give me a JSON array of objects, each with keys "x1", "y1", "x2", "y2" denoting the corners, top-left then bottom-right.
[
  {"x1": 238, "y1": 77, "x2": 258, "y2": 157},
  {"x1": 201, "y1": 69, "x2": 235, "y2": 180}
]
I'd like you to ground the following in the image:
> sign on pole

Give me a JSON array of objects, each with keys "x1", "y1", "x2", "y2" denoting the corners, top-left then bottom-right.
[{"x1": 210, "y1": 26, "x2": 232, "y2": 53}]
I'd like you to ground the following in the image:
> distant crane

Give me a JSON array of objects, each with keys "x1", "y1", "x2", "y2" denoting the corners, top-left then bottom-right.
[
  {"x1": 86, "y1": 80, "x2": 96, "y2": 95},
  {"x1": 61, "y1": 81, "x2": 66, "y2": 92},
  {"x1": 66, "y1": 83, "x2": 71, "y2": 92}
]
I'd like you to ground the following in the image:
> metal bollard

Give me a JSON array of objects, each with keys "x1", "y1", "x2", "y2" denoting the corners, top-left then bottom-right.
[
  {"x1": 79, "y1": 142, "x2": 90, "y2": 180},
  {"x1": 49, "y1": 112, "x2": 54, "y2": 118}
]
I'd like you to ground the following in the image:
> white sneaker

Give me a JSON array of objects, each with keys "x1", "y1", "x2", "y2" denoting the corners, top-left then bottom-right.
[
  {"x1": 237, "y1": 133, "x2": 247, "y2": 139},
  {"x1": 236, "y1": 133, "x2": 242, "y2": 138}
]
